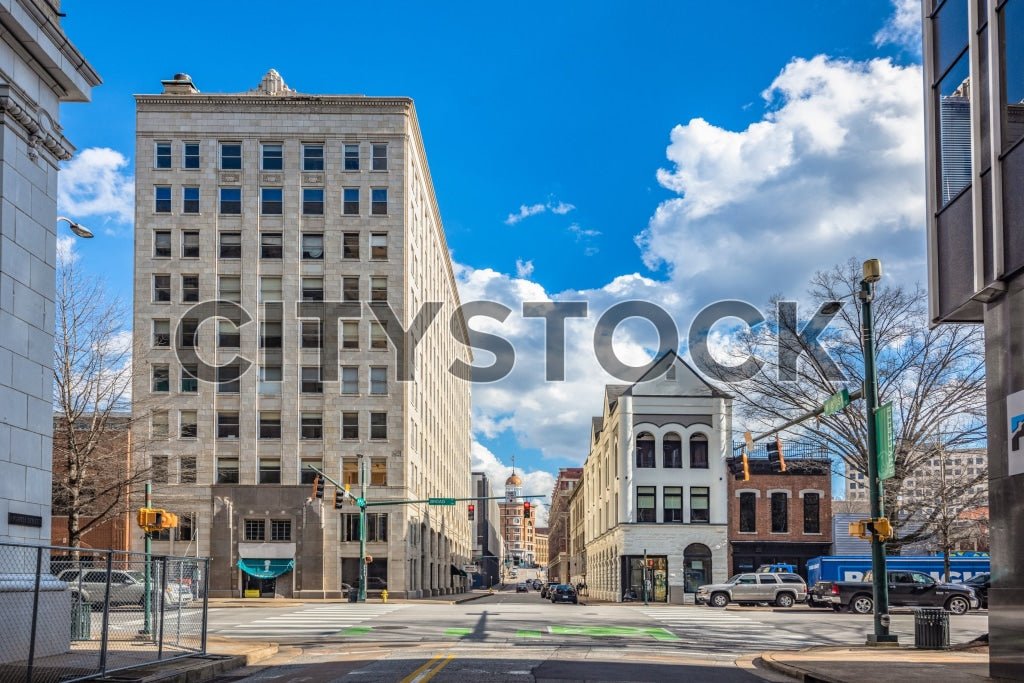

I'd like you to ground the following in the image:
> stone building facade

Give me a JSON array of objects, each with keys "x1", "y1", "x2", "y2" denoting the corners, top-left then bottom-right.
[
  {"x1": 580, "y1": 352, "x2": 731, "y2": 603},
  {"x1": 131, "y1": 71, "x2": 472, "y2": 598},
  {"x1": 545, "y1": 467, "x2": 582, "y2": 584}
]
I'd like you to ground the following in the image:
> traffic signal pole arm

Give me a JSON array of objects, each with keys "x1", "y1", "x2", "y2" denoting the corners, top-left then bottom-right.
[{"x1": 732, "y1": 387, "x2": 864, "y2": 452}]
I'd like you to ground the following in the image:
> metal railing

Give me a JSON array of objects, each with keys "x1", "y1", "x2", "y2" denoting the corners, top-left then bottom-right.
[{"x1": 0, "y1": 541, "x2": 209, "y2": 682}]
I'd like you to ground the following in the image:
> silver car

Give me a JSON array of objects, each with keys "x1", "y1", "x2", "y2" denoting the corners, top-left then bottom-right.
[
  {"x1": 696, "y1": 572, "x2": 807, "y2": 608},
  {"x1": 58, "y1": 569, "x2": 192, "y2": 608}
]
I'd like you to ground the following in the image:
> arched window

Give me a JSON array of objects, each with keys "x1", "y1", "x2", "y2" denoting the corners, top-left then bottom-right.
[
  {"x1": 690, "y1": 433, "x2": 709, "y2": 468},
  {"x1": 635, "y1": 432, "x2": 655, "y2": 468},
  {"x1": 663, "y1": 433, "x2": 682, "y2": 468}
]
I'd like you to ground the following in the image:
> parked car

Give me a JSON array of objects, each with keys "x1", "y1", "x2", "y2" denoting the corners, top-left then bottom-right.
[
  {"x1": 962, "y1": 572, "x2": 990, "y2": 609},
  {"x1": 540, "y1": 581, "x2": 559, "y2": 598},
  {"x1": 696, "y1": 572, "x2": 807, "y2": 608},
  {"x1": 550, "y1": 584, "x2": 578, "y2": 604},
  {"x1": 58, "y1": 569, "x2": 192, "y2": 607},
  {"x1": 516, "y1": 582, "x2": 529, "y2": 593},
  {"x1": 810, "y1": 570, "x2": 977, "y2": 614}
]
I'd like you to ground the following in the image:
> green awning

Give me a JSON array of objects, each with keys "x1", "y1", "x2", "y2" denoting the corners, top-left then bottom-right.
[{"x1": 238, "y1": 558, "x2": 294, "y2": 579}]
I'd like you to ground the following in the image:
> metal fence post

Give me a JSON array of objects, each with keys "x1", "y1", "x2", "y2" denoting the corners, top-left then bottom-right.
[
  {"x1": 200, "y1": 558, "x2": 209, "y2": 654},
  {"x1": 99, "y1": 551, "x2": 113, "y2": 676},
  {"x1": 27, "y1": 545, "x2": 43, "y2": 683}
]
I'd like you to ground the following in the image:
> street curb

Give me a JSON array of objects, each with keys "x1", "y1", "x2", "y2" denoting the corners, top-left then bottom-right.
[{"x1": 759, "y1": 650, "x2": 843, "y2": 683}]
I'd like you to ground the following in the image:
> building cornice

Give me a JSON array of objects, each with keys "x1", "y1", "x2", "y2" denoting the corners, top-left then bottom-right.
[{"x1": 0, "y1": 86, "x2": 74, "y2": 162}]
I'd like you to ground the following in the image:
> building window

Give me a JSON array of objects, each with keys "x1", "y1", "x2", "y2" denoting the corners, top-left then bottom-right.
[
  {"x1": 260, "y1": 276, "x2": 282, "y2": 303},
  {"x1": 690, "y1": 486, "x2": 710, "y2": 523},
  {"x1": 370, "y1": 276, "x2": 387, "y2": 301},
  {"x1": 181, "y1": 275, "x2": 199, "y2": 302},
  {"x1": 635, "y1": 433, "x2": 655, "y2": 468},
  {"x1": 343, "y1": 232, "x2": 359, "y2": 258},
  {"x1": 153, "y1": 275, "x2": 171, "y2": 302},
  {"x1": 219, "y1": 188, "x2": 242, "y2": 214},
  {"x1": 739, "y1": 492, "x2": 757, "y2": 532},
  {"x1": 370, "y1": 412, "x2": 387, "y2": 439},
  {"x1": 182, "y1": 231, "x2": 200, "y2": 257},
  {"x1": 218, "y1": 458, "x2": 240, "y2": 484},
  {"x1": 151, "y1": 410, "x2": 169, "y2": 438},
  {"x1": 301, "y1": 366, "x2": 323, "y2": 393},
  {"x1": 301, "y1": 320, "x2": 321, "y2": 349},
  {"x1": 259, "y1": 365, "x2": 282, "y2": 395},
  {"x1": 219, "y1": 232, "x2": 242, "y2": 258},
  {"x1": 343, "y1": 276, "x2": 359, "y2": 302},
  {"x1": 771, "y1": 492, "x2": 788, "y2": 533},
  {"x1": 301, "y1": 412, "x2": 323, "y2": 440},
  {"x1": 152, "y1": 455, "x2": 168, "y2": 483},
  {"x1": 271, "y1": 519, "x2": 291, "y2": 541},
  {"x1": 342, "y1": 412, "x2": 359, "y2": 439},
  {"x1": 154, "y1": 230, "x2": 171, "y2": 257},
  {"x1": 341, "y1": 366, "x2": 358, "y2": 394},
  {"x1": 302, "y1": 277, "x2": 323, "y2": 301},
  {"x1": 302, "y1": 233, "x2": 324, "y2": 259},
  {"x1": 259, "y1": 459, "x2": 281, "y2": 484},
  {"x1": 183, "y1": 186, "x2": 200, "y2": 214},
  {"x1": 803, "y1": 492, "x2": 820, "y2": 534},
  {"x1": 175, "y1": 513, "x2": 195, "y2": 541},
  {"x1": 300, "y1": 461, "x2": 320, "y2": 485},
  {"x1": 344, "y1": 143, "x2": 359, "y2": 170},
  {"x1": 637, "y1": 486, "x2": 656, "y2": 522},
  {"x1": 664, "y1": 486, "x2": 683, "y2": 523},
  {"x1": 153, "y1": 319, "x2": 170, "y2": 347},
  {"x1": 183, "y1": 142, "x2": 200, "y2": 169},
  {"x1": 370, "y1": 459, "x2": 387, "y2": 485},
  {"x1": 180, "y1": 410, "x2": 198, "y2": 439},
  {"x1": 663, "y1": 433, "x2": 682, "y2": 468},
  {"x1": 343, "y1": 188, "x2": 360, "y2": 215},
  {"x1": 370, "y1": 366, "x2": 387, "y2": 395},
  {"x1": 262, "y1": 143, "x2": 282, "y2": 170},
  {"x1": 303, "y1": 144, "x2": 324, "y2": 171},
  {"x1": 219, "y1": 275, "x2": 241, "y2": 303},
  {"x1": 155, "y1": 186, "x2": 171, "y2": 213},
  {"x1": 155, "y1": 142, "x2": 172, "y2": 169},
  {"x1": 180, "y1": 456, "x2": 196, "y2": 484},
  {"x1": 370, "y1": 321, "x2": 387, "y2": 349},
  {"x1": 342, "y1": 513, "x2": 388, "y2": 542},
  {"x1": 372, "y1": 143, "x2": 388, "y2": 171},
  {"x1": 303, "y1": 188, "x2": 324, "y2": 215},
  {"x1": 181, "y1": 364, "x2": 198, "y2": 393},
  {"x1": 261, "y1": 187, "x2": 283, "y2": 215},
  {"x1": 244, "y1": 519, "x2": 265, "y2": 541},
  {"x1": 217, "y1": 412, "x2": 240, "y2": 439},
  {"x1": 260, "y1": 232, "x2": 282, "y2": 259},
  {"x1": 690, "y1": 433, "x2": 709, "y2": 469},
  {"x1": 179, "y1": 318, "x2": 198, "y2": 348},
  {"x1": 342, "y1": 459, "x2": 359, "y2": 485},
  {"x1": 342, "y1": 321, "x2": 359, "y2": 349},
  {"x1": 260, "y1": 321, "x2": 282, "y2": 348},
  {"x1": 220, "y1": 143, "x2": 241, "y2": 170},
  {"x1": 217, "y1": 364, "x2": 241, "y2": 392},
  {"x1": 152, "y1": 364, "x2": 170, "y2": 392},
  {"x1": 371, "y1": 188, "x2": 387, "y2": 215}
]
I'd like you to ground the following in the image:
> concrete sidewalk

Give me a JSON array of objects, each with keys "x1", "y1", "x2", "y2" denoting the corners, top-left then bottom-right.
[{"x1": 757, "y1": 642, "x2": 994, "y2": 682}]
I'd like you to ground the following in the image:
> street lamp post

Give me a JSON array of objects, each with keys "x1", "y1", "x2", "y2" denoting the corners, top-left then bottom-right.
[
  {"x1": 57, "y1": 216, "x2": 94, "y2": 238},
  {"x1": 859, "y1": 258, "x2": 898, "y2": 645},
  {"x1": 358, "y1": 455, "x2": 368, "y2": 603}
]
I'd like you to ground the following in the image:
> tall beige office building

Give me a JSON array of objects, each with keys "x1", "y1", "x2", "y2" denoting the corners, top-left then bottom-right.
[{"x1": 132, "y1": 71, "x2": 472, "y2": 598}]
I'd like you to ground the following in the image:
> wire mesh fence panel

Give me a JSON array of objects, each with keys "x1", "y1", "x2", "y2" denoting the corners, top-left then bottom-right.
[{"x1": 0, "y1": 542, "x2": 209, "y2": 682}]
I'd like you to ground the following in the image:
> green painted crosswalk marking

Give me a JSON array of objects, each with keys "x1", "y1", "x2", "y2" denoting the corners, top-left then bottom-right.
[
  {"x1": 548, "y1": 625, "x2": 679, "y2": 640},
  {"x1": 445, "y1": 628, "x2": 472, "y2": 636},
  {"x1": 516, "y1": 630, "x2": 543, "y2": 638},
  {"x1": 339, "y1": 627, "x2": 373, "y2": 635}
]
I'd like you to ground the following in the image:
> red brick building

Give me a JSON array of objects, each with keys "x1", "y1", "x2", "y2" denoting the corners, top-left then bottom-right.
[{"x1": 727, "y1": 446, "x2": 832, "y2": 577}]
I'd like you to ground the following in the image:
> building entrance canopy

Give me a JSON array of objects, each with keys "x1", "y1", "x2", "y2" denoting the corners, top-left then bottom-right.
[{"x1": 237, "y1": 558, "x2": 294, "y2": 579}]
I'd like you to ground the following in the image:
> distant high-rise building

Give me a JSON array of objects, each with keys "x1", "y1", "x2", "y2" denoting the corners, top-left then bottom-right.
[{"x1": 131, "y1": 71, "x2": 472, "y2": 598}]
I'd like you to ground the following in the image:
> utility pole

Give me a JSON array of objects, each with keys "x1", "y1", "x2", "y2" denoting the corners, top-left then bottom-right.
[{"x1": 358, "y1": 456, "x2": 368, "y2": 603}]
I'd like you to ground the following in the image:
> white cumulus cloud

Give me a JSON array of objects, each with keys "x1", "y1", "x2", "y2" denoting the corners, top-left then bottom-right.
[
  {"x1": 874, "y1": 0, "x2": 923, "y2": 54},
  {"x1": 504, "y1": 199, "x2": 577, "y2": 225},
  {"x1": 471, "y1": 441, "x2": 554, "y2": 526},
  {"x1": 516, "y1": 259, "x2": 535, "y2": 278},
  {"x1": 58, "y1": 148, "x2": 135, "y2": 227}
]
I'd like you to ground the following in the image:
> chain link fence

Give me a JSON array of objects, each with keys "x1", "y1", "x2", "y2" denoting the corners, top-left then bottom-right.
[{"x1": 0, "y1": 541, "x2": 209, "y2": 682}]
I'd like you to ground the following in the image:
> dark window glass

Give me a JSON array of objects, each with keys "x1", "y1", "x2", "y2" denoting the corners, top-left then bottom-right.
[
  {"x1": 152, "y1": 365, "x2": 170, "y2": 392},
  {"x1": 155, "y1": 186, "x2": 171, "y2": 213},
  {"x1": 260, "y1": 322, "x2": 282, "y2": 349},
  {"x1": 181, "y1": 365, "x2": 198, "y2": 393},
  {"x1": 371, "y1": 188, "x2": 387, "y2": 215},
  {"x1": 261, "y1": 188, "x2": 283, "y2": 215},
  {"x1": 262, "y1": 144, "x2": 282, "y2": 170},
  {"x1": 259, "y1": 413, "x2": 281, "y2": 439},
  {"x1": 221, "y1": 143, "x2": 242, "y2": 170},
  {"x1": 153, "y1": 275, "x2": 171, "y2": 302},
  {"x1": 635, "y1": 434, "x2": 655, "y2": 468},
  {"x1": 637, "y1": 486, "x2": 656, "y2": 522},
  {"x1": 153, "y1": 320, "x2": 170, "y2": 347},
  {"x1": 372, "y1": 143, "x2": 388, "y2": 171},
  {"x1": 180, "y1": 411, "x2": 198, "y2": 438},
  {"x1": 261, "y1": 232, "x2": 283, "y2": 259},
  {"x1": 690, "y1": 486, "x2": 709, "y2": 523},
  {"x1": 155, "y1": 142, "x2": 172, "y2": 169},
  {"x1": 344, "y1": 188, "x2": 359, "y2": 215},
  {"x1": 302, "y1": 278, "x2": 324, "y2": 301},
  {"x1": 342, "y1": 412, "x2": 359, "y2": 439},
  {"x1": 217, "y1": 364, "x2": 240, "y2": 393},
  {"x1": 343, "y1": 276, "x2": 359, "y2": 302},
  {"x1": 344, "y1": 144, "x2": 359, "y2": 170},
  {"x1": 179, "y1": 318, "x2": 198, "y2": 348},
  {"x1": 217, "y1": 412, "x2": 240, "y2": 439},
  {"x1": 1001, "y1": 0, "x2": 1024, "y2": 149},
  {"x1": 302, "y1": 233, "x2": 324, "y2": 259},
  {"x1": 739, "y1": 492, "x2": 757, "y2": 533},
  {"x1": 664, "y1": 486, "x2": 682, "y2": 522},
  {"x1": 301, "y1": 366, "x2": 323, "y2": 394},
  {"x1": 937, "y1": 53, "x2": 972, "y2": 205},
  {"x1": 181, "y1": 275, "x2": 199, "y2": 302},
  {"x1": 244, "y1": 519, "x2": 264, "y2": 541},
  {"x1": 217, "y1": 459, "x2": 239, "y2": 484},
  {"x1": 370, "y1": 233, "x2": 387, "y2": 259},
  {"x1": 663, "y1": 434, "x2": 682, "y2": 468},
  {"x1": 689, "y1": 434, "x2": 709, "y2": 468},
  {"x1": 180, "y1": 457, "x2": 196, "y2": 483},
  {"x1": 803, "y1": 492, "x2": 821, "y2": 534},
  {"x1": 303, "y1": 188, "x2": 324, "y2": 215},
  {"x1": 182, "y1": 231, "x2": 200, "y2": 257},
  {"x1": 259, "y1": 461, "x2": 281, "y2": 484},
  {"x1": 220, "y1": 188, "x2": 241, "y2": 214},
  {"x1": 271, "y1": 520, "x2": 291, "y2": 541},
  {"x1": 183, "y1": 187, "x2": 200, "y2": 213},
  {"x1": 771, "y1": 492, "x2": 788, "y2": 533},
  {"x1": 343, "y1": 232, "x2": 359, "y2": 258},
  {"x1": 219, "y1": 232, "x2": 242, "y2": 258},
  {"x1": 301, "y1": 413, "x2": 323, "y2": 440},
  {"x1": 370, "y1": 412, "x2": 387, "y2": 439},
  {"x1": 154, "y1": 231, "x2": 171, "y2": 257},
  {"x1": 303, "y1": 144, "x2": 324, "y2": 171},
  {"x1": 183, "y1": 143, "x2": 200, "y2": 169},
  {"x1": 301, "y1": 321, "x2": 322, "y2": 348}
]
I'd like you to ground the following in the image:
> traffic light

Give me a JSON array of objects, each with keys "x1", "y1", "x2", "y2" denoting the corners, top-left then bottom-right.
[
  {"x1": 523, "y1": 501, "x2": 531, "y2": 519},
  {"x1": 728, "y1": 452, "x2": 749, "y2": 481},
  {"x1": 867, "y1": 517, "x2": 893, "y2": 540},
  {"x1": 741, "y1": 451, "x2": 749, "y2": 481},
  {"x1": 849, "y1": 519, "x2": 867, "y2": 539},
  {"x1": 468, "y1": 504, "x2": 475, "y2": 521},
  {"x1": 312, "y1": 474, "x2": 324, "y2": 499},
  {"x1": 334, "y1": 489, "x2": 344, "y2": 509},
  {"x1": 136, "y1": 508, "x2": 178, "y2": 532},
  {"x1": 767, "y1": 437, "x2": 786, "y2": 472}
]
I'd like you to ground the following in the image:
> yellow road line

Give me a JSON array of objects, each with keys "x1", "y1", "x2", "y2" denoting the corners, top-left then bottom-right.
[{"x1": 400, "y1": 653, "x2": 455, "y2": 683}]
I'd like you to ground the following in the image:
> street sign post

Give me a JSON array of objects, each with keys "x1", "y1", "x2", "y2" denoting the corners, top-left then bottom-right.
[
  {"x1": 428, "y1": 497, "x2": 456, "y2": 505},
  {"x1": 823, "y1": 388, "x2": 851, "y2": 417},
  {"x1": 876, "y1": 402, "x2": 895, "y2": 481}
]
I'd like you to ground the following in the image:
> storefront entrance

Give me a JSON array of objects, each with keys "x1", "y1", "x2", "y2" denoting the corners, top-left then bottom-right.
[
  {"x1": 621, "y1": 555, "x2": 668, "y2": 602},
  {"x1": 237, "y1": 558, "x2": 294, "y2": 597}
]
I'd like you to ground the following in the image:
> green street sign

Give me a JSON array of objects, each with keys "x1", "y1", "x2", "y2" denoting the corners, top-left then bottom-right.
[
  {"x1": 822, "y1": 388, "x2": 850, "y2": 417},
  {"x1": 876, "y1": 402, "x2": 895, "y2": 480},
  {"x1": 428, "y1": 497, "x2": 456, "y2": 505}
]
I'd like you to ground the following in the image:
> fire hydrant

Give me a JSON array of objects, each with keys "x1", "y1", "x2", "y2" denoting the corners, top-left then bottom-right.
[{"x1": 381, "y1": 589, "x2": 388, "y2": 603}]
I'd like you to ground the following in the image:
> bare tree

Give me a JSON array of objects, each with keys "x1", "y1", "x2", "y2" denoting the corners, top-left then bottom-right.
[
  {"x1": 52, "y1": 247, "x2": 146, "y2": 548},
  {"x1": 719, "y1": 259, "x2": 986, "y2": 553}
]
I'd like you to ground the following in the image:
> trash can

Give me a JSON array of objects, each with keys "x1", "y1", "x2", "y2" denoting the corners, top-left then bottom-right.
[
  {"x1": 914, "y1": 607, "x2": 949, "y2": 649},
  {"x1": 71, "y1": 598, "x2": 91, "y2": 641},
  {"x1": 348, "y1": 588, "x2": 358, "y2": 603}
]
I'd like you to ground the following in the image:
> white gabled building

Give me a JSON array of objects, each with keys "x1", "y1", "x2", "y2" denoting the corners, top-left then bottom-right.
[{"x1": 581, "y1": 352, "x2": 731, "y2": 603}]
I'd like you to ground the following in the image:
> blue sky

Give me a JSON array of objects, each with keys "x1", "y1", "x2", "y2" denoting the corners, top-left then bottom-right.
[{"x1": 56, "y1": 1, "x2": 926, "y2": 518}]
